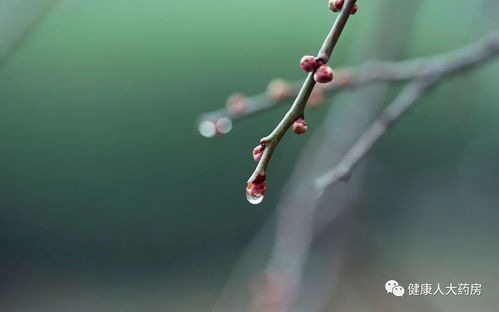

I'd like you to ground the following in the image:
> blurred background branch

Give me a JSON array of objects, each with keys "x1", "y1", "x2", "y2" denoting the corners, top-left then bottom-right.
[
  {"x1": 0, "y1": 0, "x2": 57, "y2": 66},
  {"x1": 198, "y1": 33, "x2": 499, "y2": 140},
  {"x1": 316, "y1": 32, "x2": 499, "y2": 191}
]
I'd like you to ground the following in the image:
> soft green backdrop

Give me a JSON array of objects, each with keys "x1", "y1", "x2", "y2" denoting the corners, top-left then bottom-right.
[{"x1": 0, "y1": 0, "x2": 498, "y2": 311}]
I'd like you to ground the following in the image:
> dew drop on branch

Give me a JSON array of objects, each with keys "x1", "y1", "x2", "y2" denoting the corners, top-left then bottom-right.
[
  {"x1": 246, "y1": 173, "x2": 266, "y2": 205},
  {"x1": 215, "y1": 117, "x2": 232, "y2": 134},
  {"x1": 198, "y1": 120, "x2": 217, "y2": 138},
  {"x1": 246, "y1": 191, "x2": 264, "y2": 205},
  {"x1": 198, "y1": 118, "x2": 233, "y2": 138}
]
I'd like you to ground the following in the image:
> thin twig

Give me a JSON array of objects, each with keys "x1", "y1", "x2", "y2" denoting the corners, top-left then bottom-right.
[
  {"x1": 315, "y1": 31, "x2": 499, "y2": 191},
  {"x1": 246, "y1": 0, "x2": 358, "y2": 192},
  {"x1": 315, "y1": 78, "x2": 436, "y2": 191},
  {"x1": 0, "y1": 0, "x2": 57, "y2": 67},
  {"x1": 198, "y1": 32, "x2": 499, "y2": 130}
]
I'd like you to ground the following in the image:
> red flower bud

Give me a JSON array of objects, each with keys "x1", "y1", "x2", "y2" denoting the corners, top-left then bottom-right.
[
  {"x1": 252, "y1": 143, "x2": 265, "y2": 162},
  {"x1": 292, "y1": 117, "x2": 308, "y2": 134},
  {"x1": 351, "y1": 4, "x2": 358, "y2": 15},
  {"x1": 300, "y1": 55, "x2": 319, "y2": 72},
  {"x1": 328, "y1": 0, "x2": 344, "y2": 12},
  {"x1": 328, "y1": 0, "x2": 357, "y2": 14},
  {"x1": 314, "y1": 64, "x2": 334, "y2": 83}
]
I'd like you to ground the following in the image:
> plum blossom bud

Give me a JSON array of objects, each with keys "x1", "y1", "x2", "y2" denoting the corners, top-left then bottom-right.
[
  {"x1": 292, "y1": 117, "x2": 308, "y2": 134},
  {"x1": 226, "y1": 93, "x2": 247, "y2": 115},
  {"x1": 314, "y1": 64, "x2": 334, "y2": 83},
  {"x1": 300, "y1": 55, "x2": 319, "y2": 72},
  {"x1": 328, "y1": 0, "x2": 344, "y2": 12},
  {"x1": 252, "y1": 141, "x2": 266, "y2": 162},
  {"x1": 267, "y1": 79, "x2": 293, "y2": 101},
  {"x1": 351, "y1": 4, "x2": 358, "y2": 15},
  {"x1": 328, "y1": 0, "x2": 358, "y2": 14}
]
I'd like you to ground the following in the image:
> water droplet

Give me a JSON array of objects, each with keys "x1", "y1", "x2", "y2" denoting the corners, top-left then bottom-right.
[
  {"x1": 215, "y1": 117, "x2": 232, "y2": 134},
  {"x1": 246, "y1": 190, "x2": 264, "y2": 205},
  {"x1": 246, "y1": 174, "x2": 266, "y2": 205},
  {"x1": 198, "y1": 120, "x2": 217, "y2": 138}
]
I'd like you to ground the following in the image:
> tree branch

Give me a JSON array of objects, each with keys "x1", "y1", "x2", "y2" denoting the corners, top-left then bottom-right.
[
  {"x1": 245, "y1": 0, "x2": 358, "y2": 204},
  {"x1": 198, "y1": 33, "x2": 499, "y2": 133},
  {"x1": 315, "y1": 31, "x2": 499, "y2": 192}
]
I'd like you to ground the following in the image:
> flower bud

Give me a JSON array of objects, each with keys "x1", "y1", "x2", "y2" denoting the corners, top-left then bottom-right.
[
  {"x1": 300, "y1": 55, "x2": 319, "y2": 72},
  {"x1": 314, "y1": 64, "x2": 334, "y2": 83},
  {"x1": 267, "y1": 79, "x2": 293, "y2": 101},
  {"x1": 252, "y1": 143, "x2": 265, "y2": 162},
  {"x1": 328, "y1": 0, "x2": 344, "y2": 12},
  {"x1": 292, "y1": 117, "x2": 308, "y2": 134},
  {"x1": 351, "y1": 4, "x2": 358, "y2": 15},
  {"x1": 328, "y1": 0, "x2": 357, "y2": 14},
  {"x1": 226, "y1": 93, "x2": 247, "y2": 114}
]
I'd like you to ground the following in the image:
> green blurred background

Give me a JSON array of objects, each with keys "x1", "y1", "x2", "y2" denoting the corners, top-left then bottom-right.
[{"x1": 0, "y1": 0, "x2": 498, "y2": 311}]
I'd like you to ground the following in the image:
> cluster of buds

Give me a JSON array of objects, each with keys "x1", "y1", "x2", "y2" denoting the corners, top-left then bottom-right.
[
  {"x1": 328, "y1": 0, "x2": 358, "y2": 14},
  {"x1": 299, "y1": 56, "x2": 334, "y2": 84},
  {"x1": 252, "y1": 140, "x2": 266, "y2": 162},
  {"x1": 299, "y1": 2, "x2": 358, "y2": 84},
  {"x1": 244, "y1": 0, "x2": 360, "y2": 204}
]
